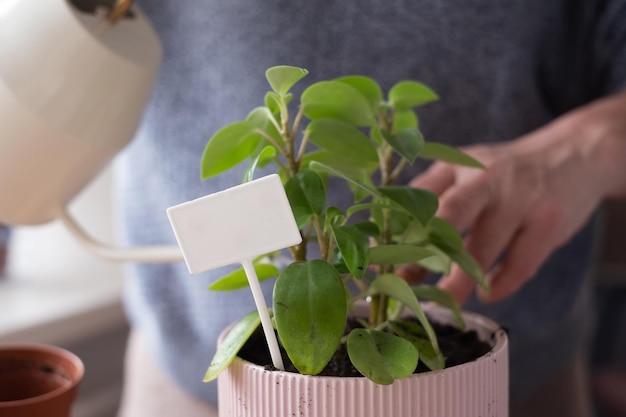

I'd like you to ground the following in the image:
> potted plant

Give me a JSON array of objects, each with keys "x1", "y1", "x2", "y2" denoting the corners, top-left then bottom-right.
[
  {"x1": 0, "y1": 343, "x2": 84, "y2": 417},
  {"x1": 198, "y1": 66, "x2": 508, "y2": 416}
]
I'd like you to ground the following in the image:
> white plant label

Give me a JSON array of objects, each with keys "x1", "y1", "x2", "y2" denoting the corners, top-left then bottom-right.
[{"x1": 167, "y1": 174, "x2": 302, "y2": 370}]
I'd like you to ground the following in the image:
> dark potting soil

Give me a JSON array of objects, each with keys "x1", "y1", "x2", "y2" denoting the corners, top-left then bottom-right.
[{"x1": 237, "y1": 317, "x2": 493, "y2": 377}]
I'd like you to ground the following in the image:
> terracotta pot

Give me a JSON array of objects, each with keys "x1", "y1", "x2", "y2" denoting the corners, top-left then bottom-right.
[
  {"x1": 218, "y1": 306, "x2": 509, "y2": 417},
  {"x1": 0, "y1": 343, "x2": 84, "y2": 417}
]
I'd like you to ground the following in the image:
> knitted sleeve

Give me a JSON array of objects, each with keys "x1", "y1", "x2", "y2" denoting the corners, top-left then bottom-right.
[{"x1": 594, "y1": 1, "x2": 626, "y2": 93}]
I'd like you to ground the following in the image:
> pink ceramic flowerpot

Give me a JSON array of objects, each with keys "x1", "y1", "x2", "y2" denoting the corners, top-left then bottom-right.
[
  {"x1": 218, "y1": 306, "x2": 509, "y2": 417},
  {"x1": 0, "y1": 344, "x2": 84, "y2": 417}
]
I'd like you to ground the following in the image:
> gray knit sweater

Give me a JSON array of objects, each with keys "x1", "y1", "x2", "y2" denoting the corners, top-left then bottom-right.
[{"x1": 117, "y1": 0, "x2": 626, "y2": 405}]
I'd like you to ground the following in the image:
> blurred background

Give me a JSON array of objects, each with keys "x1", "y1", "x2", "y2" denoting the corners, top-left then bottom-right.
[{"x1": 0, "y1": 167, "x2": 127, "y2": 417}]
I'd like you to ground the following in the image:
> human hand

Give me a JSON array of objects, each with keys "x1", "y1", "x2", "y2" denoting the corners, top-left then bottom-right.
[{"x1": 407, "y1": 90, "x2": 626, "y2": 304}]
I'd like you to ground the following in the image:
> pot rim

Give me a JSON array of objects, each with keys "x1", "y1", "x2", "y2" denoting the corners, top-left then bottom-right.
[
  {"x1": 227, "y1": 304, "x2": 508, "y2": 381},
  {"x1": 0, "y1": 342, "x2": 85, "y2": 408}
]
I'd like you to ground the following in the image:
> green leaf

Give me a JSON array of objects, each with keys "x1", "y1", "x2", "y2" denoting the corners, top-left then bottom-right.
[
  {"x1": 310, "y1": 161, "x2": 380, "y2": 198},
  {"x1": 393, "y1": 110, "x2": 419, "y2": 131},
  {"x1": 397, "y1": 219, "x2": 429, "y2": 245},
  {"x1": 331, "y1": 225, "x2": 369, "y2": 279},
  {"x1": 274, "y1": 260, "x2": 347, "y2": 375},
  {"x1": 449, "y1": 247, "x2": 488, "y2": 293},
  {"x1": 201, "y1": 121, "x2": 260, "y2": 179},
  {"x1": 369, "y1": 244, "x2": 437, "y2": 265},
  {"x1": 386, "y1": 297, "x2": 404, "y2": 320},
  {"x1": 246, "y1": 106, "x2": 283, "y2": 146},
  {"x1": 415, "y1": 244, "x2": 451, "y2": 275},
  {"x1": 390, "y1": 319, "x2": 428, "y2": 338},
  {"x1": 336, "y1": 75, "x2": 383, "y2": 113},
  {"x1": 324, "y1": 206, "x2": 345, "y2": 231},
  {"x1": 347, "y1": 329, "x2": 419, "y2": 385},
  {"x1": 382, "y1": 128, "x2": 424, "y2": 164},
  {"x1": 265, "y1": 91, "x2": 282, "y2": 115},
  {"x1": 419, "y1": 142, "x2": 485, "y2": 169},
  {"x1": 209, "y1": 263, "x2": 279, "y2": 291},
  {"x1": 352, "y1": 221, "x2": 380, "y2": 237},
  {"x1": 370, "y1": 126, "x2": 385, "y2": 145},
  {"x1": 378, "y1": 186, "x2": 438, "y2": 227},
  {"x1": 388, "y1": 81, "x2": 439, "y2": 110},
  {"x1": 265, "y1": 65, "x2": 309, "y2": 96},
  {"x1": 428, "y1": 218, "x2": 464, "y2": 252},
  {"x1": 346, "y1": 203, "x2": 399, "y2": 219},
  {"x1": 204, "y1": 310, "x2": 260, "y2": 382},
  {"x1": 353, "y1": 174, "x2": 377, "y2": 203},
  {"x1": 412, "y1": 284, "x2": 464, "y2": 329},
  {"x1": 243, "y1": 146, "x2": 277, "y2": 183},
  {"x1": 389, "y1": 320, "x2": 445, "y2": 371},
  {"x1": 264, "y1": 91, "x2": 293, "y2": 117},
  {"x1": 388, "y1": 211, "x2": 412, "y2": 237},
  {"x1": 306, "y1": 119, "x2": 378, "y2": 163},
  {"x1": 332, "y1": 257, "x2": 350, "y2": 275},
  {"x1": 284, "y1": 170, "x2": 326, "y2": 228},
  {"x1": 301, "y1": 81, "x2": 376, "y2": 127},
  {"x1": 369, "y1": 274, "x2": 440, "y2": 353},
  {"x1": 301, "y1": 150, "x2": 377, "y2": 176},
  {"x1": 427, "y1": 218, "x2": 487, "y2": 290},
  {"x1": 392, "y1": 221, "x2": 452, "y2": 274}
]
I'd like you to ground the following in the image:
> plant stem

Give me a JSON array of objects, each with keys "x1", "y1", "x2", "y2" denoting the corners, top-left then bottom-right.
[
  {"x1": 351, "y1": 276, "x2": 369, "y2": 293},
  {"x1": 295, "y1": 133, "x2": 309, "y2": 166},
  {"x1": 281, "y1": 99, "x2": 299, "y2": 176},
  {"x1": 371, "y1": 127, "x2": 397, "y2": 327},
  {"x1": 285, "y1": 136, "x2": 298, "y2": 177},
  {"x1": 292, "y1": 210, "x2": 315, "y2": 261},
  {"x1": 290, "y1": 107, "x2": 305, "y2": 143},
  {"x1": 292, "y1": 235, "x2": 307, "y2": 261},
  {"x1": 257, "y1": 130, "x2": 288, "y2": 159},
  {"x1": 377, "y1": 294, "x2": 388, "y2": 325},
  {"x1": 390, "y1": 158, "x2": 407, "y2": 183},
  {"x1": 378, "y1": 145, "x2": 391, "y2": 187},
  {"x1": 373, "y1": 207, "x2": 394, "y2": 327},
  {"x1": 312, "y1": 216, "x2": 328, "y2": 260},
  {"x1": 374, "y1": 320, "x2": 390, "y2": 332},
  {"x1": 369, "y1": 295, "x2": 380, "y2": 327}
]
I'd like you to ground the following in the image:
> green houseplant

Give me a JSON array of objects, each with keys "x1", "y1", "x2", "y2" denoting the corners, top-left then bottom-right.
[{"x1": 198, "y1": 66, "x2": 508, "y2": 416}]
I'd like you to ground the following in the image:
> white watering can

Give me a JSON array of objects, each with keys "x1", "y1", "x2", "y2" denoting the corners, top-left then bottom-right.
[
  {"x1": 0, "y1": 0, "x2": 181, "y2": 262},
  {"x1": 0, "y1": 0, "x2": 305, "y2": 365}
]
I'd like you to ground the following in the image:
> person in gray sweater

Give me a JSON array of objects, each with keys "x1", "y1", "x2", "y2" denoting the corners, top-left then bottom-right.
[{"x1": 115, "y1": 1, "x2": 626, "y2": 416}]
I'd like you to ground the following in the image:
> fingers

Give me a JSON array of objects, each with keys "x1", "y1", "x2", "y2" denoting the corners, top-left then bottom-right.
[
  {"x1": 436, "y1": 204, "x2": 525, "y2": 305},
  {"x1": 479, "y1": 216, "x2": 555, "y2": 303},
  {"x1": 410, "y1": 162, "x2": 456, "y2": 195},
  {"x1": 435, "y1": 175, "x2": 492, "y2": 233},
  {"x1": 411, "y1": 150, "x2": 548, "y2": 305},
  {"x1": 411, "y1": 155, "x2": 493, "y2": 233},
  {"x1": 412, "y1": 162, "x2": 495, "y2": 305},
  {"x1": 439, "y1": 201, "x2": 555, "y2": 305},
  {"x1": 457, "y1": 210, "x2": 529, "y2": 304}
]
